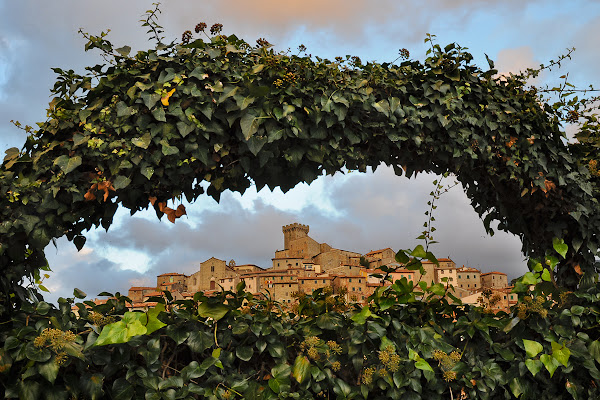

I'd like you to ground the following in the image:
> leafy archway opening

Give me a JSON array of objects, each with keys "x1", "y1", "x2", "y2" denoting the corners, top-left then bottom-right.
[{"x1": 1, "y1": 20, "x2": 599, "y2": 315}]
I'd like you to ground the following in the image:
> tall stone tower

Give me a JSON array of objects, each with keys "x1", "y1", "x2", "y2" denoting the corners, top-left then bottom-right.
[{"x1": 282, "y1": 223, "x2": 310, "y2": 250}]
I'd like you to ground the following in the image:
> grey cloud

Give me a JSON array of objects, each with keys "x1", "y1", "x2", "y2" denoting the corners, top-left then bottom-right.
[{"x1": 43, "y1": 240, "x2": 149, "y2": 304}]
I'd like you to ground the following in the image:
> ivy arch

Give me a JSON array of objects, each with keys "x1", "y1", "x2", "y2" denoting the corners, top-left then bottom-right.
[{"x1": 1, "y1": 25, "x2": 598, "y2": 314}]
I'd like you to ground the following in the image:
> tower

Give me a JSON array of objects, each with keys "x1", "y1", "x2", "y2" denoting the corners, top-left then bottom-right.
[{"x1": 282, "y1": 223, "x2": 310, "y2": 250}]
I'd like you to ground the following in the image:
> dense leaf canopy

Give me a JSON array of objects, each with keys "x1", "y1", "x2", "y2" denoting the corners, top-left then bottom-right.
[{"x1": 1, "y1": 26, "x2": 599, "y2": 313}]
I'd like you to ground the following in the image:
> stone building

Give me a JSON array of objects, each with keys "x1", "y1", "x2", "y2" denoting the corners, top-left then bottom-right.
[
  {"x1": 481, "y1": 271, "x2": 508, "y2": 289},
  {"x1": 299, "y1": 275, "x2": 336, "y2": 295},
  {"x1": 187, "y1": 257, "x2": 236, "y2": 293},
  {"x1": 127, "y1": 286, "x2": 156, "y2": 303},
  {"x1": 332, "y1": 275, "x2": 368, "y2": 303},
  {"x1": 273, "y1": 223, "x2": 362, "y2": 271},
  {"x1": 419, "y1": 258, "x2": 456, "y2": 285},
  {"x1": 456, "y1": 266, "x2": 482, "y2": 291},
  {"x1": 364, "y1": 248, "x2": 396, "y2": 269}
]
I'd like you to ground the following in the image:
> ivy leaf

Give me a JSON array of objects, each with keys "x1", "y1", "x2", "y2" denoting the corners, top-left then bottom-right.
[
  {"x1": 240, "y1": 110, "x2": 261, "y2": 140},
  {"x1": 73, "y1": 288, "x2": 87, "y2": 299},
  {"x1": 141, "y1": 165, "x2": 154, "y2": 180},
  {"x1": 247, "y1": 135, "x2": 267, "y2": 156},
  {"x1": 95, "y1": 321, "x2": 128, "y2": 346},
  {"x1": 235, "y1": 346, "x2": 254, "y2": 362},
  {"x1": 292, "y1": 355, "x2": 311, "y2": 383},
  {"x1": 395, "y1": 249, "x2": 410, "y2": 264},
  {"x1": 73, "y1": 235, "x2": 86, "y2": 251},
  {"x1": 160, "y1": 140, "x2": 179, "y2": 156},
  {"x1": 132, "y1": 133, "x2": 152, "y2": 149},
  {"x1": 540, "y1": 354, "x2": 560, "y2": 377},
  {"x1": 541, "y1": 269, "x2": 551, "y2": 281},
  {"x1": 521, "y1": 272, "x2": 539, "y2": 285},
  {"x1": 523, "y1": 339, "x2": 543, "y2": 358},
  {"x1": 410, "y1": 245, "x2": 427, "y2": 258},
  {"x1": 198, "y1": 302, "x2": 229, "y2": 321},
  {"x1": 525, "y1": 359, "x2": 542, "y2": 376},
  {"x1": 152, "y1": 107, "x2": 166, "y2": 122},
  {"x1": 38, "y1": 360, "x2": 60, "y2": 384},
  {"x1": 553, "y1": 238, "x2": 568, "y2": 258},
  {"x1": 54, "y1": 155, "x2": 82, "y2": 174},
  {"x1": 589, "y1": 340, "x2": 600, "y2": 364},
  {"x1": 415, "y1": 358, "x2": 434, "y2": 372},
  {"x1": 112, "y1": 176, "x2": 131, "y2": 190},
  {"x1": 145, "y1": 304, "x2": 167, "y2": 335},
  {"x1": 551, "y1": 341, "x2": 570, "y2": 366},
  {"x1": 115, "y1": 46, "x2": 131, "y2": 57},
  {"x1": 176, "y1": 121, "x2": 195, "y2": 138},
  {"x1": 351, "y1": 306, "x2": 372, "y2": 324}
]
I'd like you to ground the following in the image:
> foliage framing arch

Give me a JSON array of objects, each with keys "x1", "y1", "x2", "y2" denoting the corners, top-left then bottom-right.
[{"x1": 0, "y1": 27, "x2": 598, "y2": 312}]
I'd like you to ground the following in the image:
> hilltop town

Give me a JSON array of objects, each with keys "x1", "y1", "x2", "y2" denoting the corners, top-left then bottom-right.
[{"x1": 126, "y1": 223, "x2": 517, "y2": 312}]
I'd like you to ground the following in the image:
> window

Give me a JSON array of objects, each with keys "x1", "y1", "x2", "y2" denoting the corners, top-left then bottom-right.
[
  {"x1": 289, "y1": 284, "x2": 292, "y2": 287},
  {"x1": 323, "y1": 280, "x2": 326, "y2": 284},
  {"x1": 349, "y1": 278, "x2": 352, "y2": 283},
  {"x1": 296, "y1": 262, "x2": 299, "y2": 266},
  {"x1": 359, "y1": 287, "x2": 362, "y2": 292},
  {"x1": 468, "y1": 284, "x2": 470, "y2": 288},
  {"x1": 504, "y1": 295, "x2": 507, "y2": 299},
  {"x1": 466, "y1": 275, "x2": 469, "y2": 279},
  {"x1": 352, "y1": 287, "x2": 355, "y2": 291},
  {"x1": 229, "y1": 278, "x2": 232, "y2": 282},
  {"x1": 211, "y1": 266, "x2": 215, "y2": 273},
  {"x1": 314, "y1": 280, "x2": 317, "y2": 284},
  {"x1": 301, "y1": 280, "x2": 305, "y2": 284},
  {"x1": 359, "y1": 279, "x2": 362, "y2": 283},
  {"x1": 281, "y1": 277, "x2": 284, "y2": 280},
  {"x1": 277, "y1": 262, "x2": 280, "y2": 267},
  {"x1": 474, "y1": 284, "x2": 477, "y2": 287},
  {"x1": 458, "y1": 275, "x2": 461, "y2": 279},
  {"x1": 170, "y1": 277, "x2": 174, "y2": 283}
]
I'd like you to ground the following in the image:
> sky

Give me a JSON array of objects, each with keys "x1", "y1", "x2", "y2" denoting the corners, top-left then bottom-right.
[{"x1": 1, "y1": 1, "x2": 599, "y2": 303}]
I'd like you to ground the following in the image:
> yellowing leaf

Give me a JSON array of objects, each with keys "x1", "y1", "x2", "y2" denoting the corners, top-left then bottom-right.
[{"x1": 161, "y1": 88, "x2": 176, "y2": 106}]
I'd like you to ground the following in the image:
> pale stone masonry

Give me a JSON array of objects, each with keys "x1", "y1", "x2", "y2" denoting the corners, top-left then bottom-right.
[{"x1": 126, "y1": 222, "x2": 514, "y2": 312}]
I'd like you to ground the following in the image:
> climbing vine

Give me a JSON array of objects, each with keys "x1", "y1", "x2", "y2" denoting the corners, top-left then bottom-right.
[{"x1": 0, "y1": 12, "x2": 599, "y2": 313}]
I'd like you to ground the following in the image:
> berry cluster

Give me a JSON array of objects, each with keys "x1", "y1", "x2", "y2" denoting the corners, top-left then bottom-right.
[
  {"x1": 195, "y1": 22, "x2": 207, "y2": 33},
  {"x1": 399, "y1": 48, "x2": 410, "y2": 59},
  {"x1": 589, "y1": 159, "x2": 599, "y2": 176},
  {"x1": 210, "y1": 23, "x2": 223, "y2": 35},
  {"x1": 33, "y1": 328, "x2": 78, "y2": 366},
  {"x1": 256, "y1": 38, "x2": 271, "y2": 47},
  {"x1": 181, "y1": 30, "x2": 192, "y2": 44},
  {"x1": 516, "y1": 295, "x2": 548, "y2": 319},
  {"x1": 433, "y1": 349, "x2": 462, "y2": 382},
  {"x1": 377, "y1": 345, "x2": 401, "y2": 372}
]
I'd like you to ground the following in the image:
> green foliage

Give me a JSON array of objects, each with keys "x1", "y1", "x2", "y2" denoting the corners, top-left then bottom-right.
[
  {"x1": 1, "y1": 13, "x2": 600, "y2": 398},
  {"x1": 2, "y1": 271, "x2": 600, "y2": 399},
  {"x1": 1, "y1": 17, "x2": 599, "y2": 316}
]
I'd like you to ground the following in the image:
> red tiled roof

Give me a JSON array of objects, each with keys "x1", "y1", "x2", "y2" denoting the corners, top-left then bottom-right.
[
  {"x1": 131, "y1": 302, "x2": 158, "y2": 308},
  {"x1": 129, "y1": 286, "x2": 156, "y2": 291},
  {"x1": 365, "y1": 248, "x2": 393, "y2": 256},
  {"x1": 481, "y1": 271, "x2": 506, "y2": 276},
  {"x1": 158, "y1": 272, "x2": 186, "y2": 277}
]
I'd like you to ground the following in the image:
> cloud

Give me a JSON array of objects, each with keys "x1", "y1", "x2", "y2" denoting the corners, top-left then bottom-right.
[
  {"x1": 495, "y1": 46, "x2": 538, "y2": 76},
  {"x1": 43, "y1": 238, "x2": 149, "y2": 304}
]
